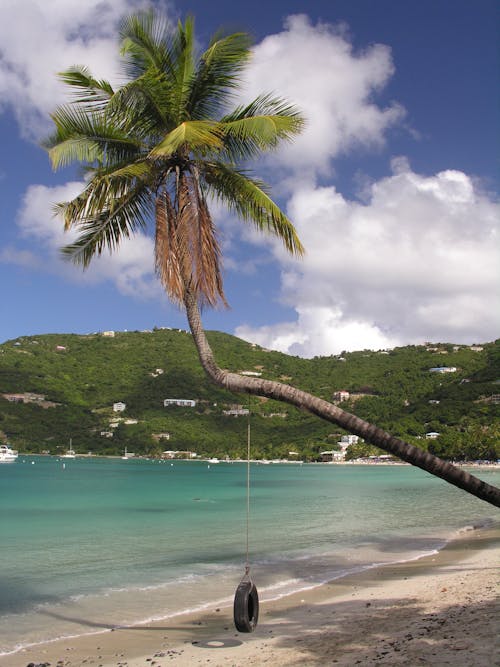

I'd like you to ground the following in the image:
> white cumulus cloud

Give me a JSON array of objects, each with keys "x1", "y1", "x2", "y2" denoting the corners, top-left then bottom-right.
[
  {"x1": 239, "y1": 14, "x2": 405, "y2": 178},
  {"x1": 236, "y1": 159, "x2": 500, "y2": 356}
]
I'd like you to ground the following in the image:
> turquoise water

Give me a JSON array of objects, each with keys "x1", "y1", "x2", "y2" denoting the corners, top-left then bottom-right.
[{"x1": 0, "y1": 456, "x2": 498, "y2": 656}]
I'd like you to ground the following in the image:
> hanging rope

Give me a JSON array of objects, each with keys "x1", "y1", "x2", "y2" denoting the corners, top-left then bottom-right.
[
  {"x1": 245, "y1": 406, "x2": 251, "y2": 573},
  {"x1": 233, "y1": 398, "x2": 259, "y2": 633}
]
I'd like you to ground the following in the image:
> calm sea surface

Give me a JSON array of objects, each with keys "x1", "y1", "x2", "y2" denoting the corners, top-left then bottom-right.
[{"x1": 0, "y1": 456, "x2": 498, "y2": 656}]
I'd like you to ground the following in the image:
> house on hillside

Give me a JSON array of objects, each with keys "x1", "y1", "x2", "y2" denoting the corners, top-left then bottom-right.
[
  {"x1": 102, "y1": 331, "x2": 115, "y2": 337},
  {"x1": 113, "y1": 402, "x2": 126, "y2": 412},
  {"x1": 429, "y1": 367, "x2": 457, "y2": 373},
  {"x1": 340, "y1": 434, "x2": 359, "y2": 446},
  {"x1": 161, "y1": 450, "x2": 197, "y2": 459},
  {"x1": 152, "y1": 432, "x2": 171, "y2": 441},
  {"x1": 163, "y1": 398, "x2": 196, "y2": 407},
  {"x1": 425, "y1": 432, "x2": 440, "y2": 439},
  {"x1": 320, "y1": 450, "x2": 345, "y2": 462},
  {"x1": 223, "y1": 408, "x2": 250, "y2": 417},
  {"x1": 333, "y1": 390, "x2": 350, "y2": 402}
]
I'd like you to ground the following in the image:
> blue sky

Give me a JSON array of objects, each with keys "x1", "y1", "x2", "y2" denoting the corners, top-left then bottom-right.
[{"x1": 0, "y1": 0, "x2": 498, "y2": 356}]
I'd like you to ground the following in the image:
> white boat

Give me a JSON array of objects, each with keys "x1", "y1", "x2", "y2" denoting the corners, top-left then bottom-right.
[
  {"x1": 61, "y1": 438, "x2": 76, "y2": 458},
  {"x1": 0, "y1": 444, "x2": 18, "y2": 463}
]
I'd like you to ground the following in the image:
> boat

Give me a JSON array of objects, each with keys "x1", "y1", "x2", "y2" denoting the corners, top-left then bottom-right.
[
  {"x1": 0, "y1": 444, "x2": 18, "y2": 463},
  {"x1": 61, "y1": 438, "x2": 76, "y2": 458}
]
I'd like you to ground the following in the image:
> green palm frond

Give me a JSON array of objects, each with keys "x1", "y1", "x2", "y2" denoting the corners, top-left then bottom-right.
[
  {"x1": 44, "y1": 105, "x2": 142, "y2": 169},
  {"x1": 58, "y1": 179, "x2": 153, "y2": 266},
  {"x1": 188, "y1": 31, "x2": 253, "y2": 120},
  {"x1": 219, "y1": 101, "x2": 304, "y2": 160},
  {"x1": 149, "y1": 120, "x2": 224, "y2": 157},
  {"x1": 201, "y1": 162, "x2": 304, "y2": 257},
  {"x1": 58, "y1": 66, "x2": 114, "y2": 110},
  {"x1": 170, "y1": 16, "x2": 196, "y2": 123},
  {"x1": 119, "y1": 10, "x2": 175, "y2": 80}
]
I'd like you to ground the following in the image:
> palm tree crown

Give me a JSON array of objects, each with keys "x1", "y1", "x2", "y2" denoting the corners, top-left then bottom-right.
[{"x1": 44, "y1": 11, "x2": 305, "y2": 308}]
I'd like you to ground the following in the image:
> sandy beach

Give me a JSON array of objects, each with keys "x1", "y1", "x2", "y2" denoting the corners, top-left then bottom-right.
[{"x1": 4, "y1": 524, "x2": 498, "y2": 667}]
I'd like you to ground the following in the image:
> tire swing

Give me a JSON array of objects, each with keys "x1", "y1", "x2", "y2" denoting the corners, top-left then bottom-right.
[{"x1": 233, "y1": 408, "x2": 259, "y2": 633}]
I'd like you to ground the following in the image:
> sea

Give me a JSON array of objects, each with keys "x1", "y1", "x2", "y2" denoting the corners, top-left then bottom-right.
[{"x1": 0, "y1": 455, "x2": 498, "y2": 658}]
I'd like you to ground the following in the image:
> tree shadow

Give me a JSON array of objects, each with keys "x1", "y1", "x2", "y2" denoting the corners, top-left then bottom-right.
[{"x1": 255, "y1": 593, "x2": 498, "y2": 665}]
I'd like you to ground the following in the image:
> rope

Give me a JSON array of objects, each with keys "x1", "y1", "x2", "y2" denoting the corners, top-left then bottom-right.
[{"x1": 245, "y1": 405, "x2": 251, "y2": 573}]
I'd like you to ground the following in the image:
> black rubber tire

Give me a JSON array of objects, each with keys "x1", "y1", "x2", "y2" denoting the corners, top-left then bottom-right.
[{"x1": 233, "y1": 580, "x2": 259, "y2": 632}]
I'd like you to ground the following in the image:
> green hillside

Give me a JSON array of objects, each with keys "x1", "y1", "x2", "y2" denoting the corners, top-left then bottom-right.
[{"x1": 0, "y1": 329, "x2": 498, "y2": 461}]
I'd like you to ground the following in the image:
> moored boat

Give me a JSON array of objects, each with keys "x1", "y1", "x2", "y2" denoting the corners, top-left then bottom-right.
[
  {"x1": 61, "y1": 437, "x2": 76, "y2": 458},
  {"x1": 0, "y1": 444, "x2": 18, "y2": 463}
]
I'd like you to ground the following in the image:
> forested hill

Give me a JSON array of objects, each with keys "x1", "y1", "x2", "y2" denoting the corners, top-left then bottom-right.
[{"x1": 0, "y1": 329, "x2": 498, "y2": 461}]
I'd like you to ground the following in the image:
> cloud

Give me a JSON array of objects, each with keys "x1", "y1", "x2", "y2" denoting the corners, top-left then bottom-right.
[
  {"x1": 240, "y1": 14, "x2": 405, "y2": 179},
  {"x1": 0, "y1": 0, "x2": 170, "y2": 140},
  {"x1": 11, "y1": 181, "x2": 161, "y2": 300},
  {"x1": 236, "y1": 159, "x2": 500, "y2": 356}
]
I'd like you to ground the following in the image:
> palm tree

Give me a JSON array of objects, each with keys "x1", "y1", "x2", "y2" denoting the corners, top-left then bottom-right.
[{"x1": 44, "y1": 11, "x2": 499, "y2": 507}]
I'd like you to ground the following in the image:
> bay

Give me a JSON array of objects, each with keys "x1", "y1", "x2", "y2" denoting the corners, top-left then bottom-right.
[{"x1": 0, "y1": 456, "x2": 498, "y2": 656}]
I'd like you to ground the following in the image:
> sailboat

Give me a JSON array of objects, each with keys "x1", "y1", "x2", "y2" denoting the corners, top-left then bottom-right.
[
  {"x1": 121, "y1": 447, "x2": 129, "y2": 460},
  {"x1": 61, "y1": 438, "x2": 76, "y2": 459}
]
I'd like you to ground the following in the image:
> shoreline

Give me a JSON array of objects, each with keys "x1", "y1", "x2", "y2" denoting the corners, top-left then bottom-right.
[
  {"x1": 15, "y1": 453, "x2": 500, "y2": 468},
  {"x1": 5, "y1": 524, "x2": 499, "y2": 667}
]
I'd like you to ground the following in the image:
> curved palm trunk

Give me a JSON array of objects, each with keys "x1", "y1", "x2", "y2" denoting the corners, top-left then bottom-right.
[{"x1": 184, "y1": 290, "x2": 500, "y2": 507}]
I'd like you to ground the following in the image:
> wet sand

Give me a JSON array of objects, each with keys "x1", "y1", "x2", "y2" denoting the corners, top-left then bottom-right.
[{"x1": 5, "y1": 525, "x2": 499, "y2": 667}]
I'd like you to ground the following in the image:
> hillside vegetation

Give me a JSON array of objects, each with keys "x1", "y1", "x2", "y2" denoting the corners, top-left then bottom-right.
[{"x1": 0, "y1": 329, "x2": 498, "y2": 461}]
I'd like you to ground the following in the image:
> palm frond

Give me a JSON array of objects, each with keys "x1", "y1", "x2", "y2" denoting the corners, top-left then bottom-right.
[
  {"x1": 106, "y1": 73, "x2": 173, "y2": 138},
  {"x1": 149, "y1": 120, "x2": 224, "y2": 157},
  {"x1": 58, "y1": 178, "x2": 153, "y2": 266},
  {"x1": 154, "y1": 170, "x2": 226, "y2": 308},
  {"x1": 201, "y1": 162, "x2": 305, "y2": 257},
  {"x1": 188, "y1": 31, "x2": 253, "y2": 120},
  {"x1": 58, "y1": 66, "x2": 114, "y2": 111},
  {"x1": 155, "y1": 188, "x2": 184, "y2": 304},
  {"x1": 119, "y1": 11, "x2": 176, "y2": 81},
  {"x1": 44, "y1": 105, "x2": 142, "y2": 170}
]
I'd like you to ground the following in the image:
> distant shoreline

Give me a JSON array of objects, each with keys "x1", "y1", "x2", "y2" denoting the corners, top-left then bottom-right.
[{"x1": 16, "y1": 453, "x2": 500, "y2": 469}]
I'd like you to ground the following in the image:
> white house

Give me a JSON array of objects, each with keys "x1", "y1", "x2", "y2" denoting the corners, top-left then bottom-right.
[
  {"x1": 426, "y1": 432, "x2": 440, "y2": 439},
  {"x1": 102, "y1": 331, "x2": 115, "y2": 337},
  {"x1": 429, "y1": 367, "x2": 457, "y2": 373},
  {"x1": 161, "y1": 450, "x2": 197, "y2": 459},
  {"x1": 223, "y1": 408, "x2": 250, "y2": 416},
  {"x1": 320, "y1": 450, "x2": 345, "y2": 462},
  {"x1": 163, "y1": 399, "x2": 196, "y2": 407},
  {"x1": 333, "y1": 390, "x2": 350, "y2": 402},
  {"x1": 340, "y1": 434, "x2": 359, "y2": 445},
  {"x1": 152, "y1": 432, "x2": 171, "y2": 441},
  {"x1": 113, "y1": 402, "x2": 126, "y2": 412}
]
